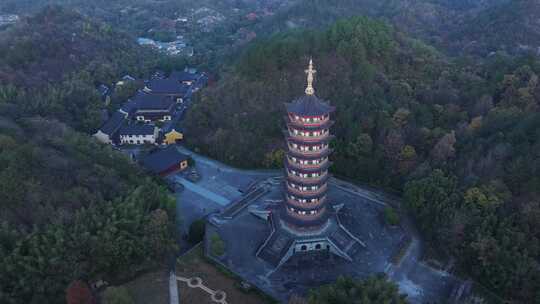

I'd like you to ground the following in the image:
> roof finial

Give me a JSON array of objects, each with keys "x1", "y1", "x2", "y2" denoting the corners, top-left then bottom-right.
[{"x1": 305, "y1": 58, "x2": 316, "y2": 96}]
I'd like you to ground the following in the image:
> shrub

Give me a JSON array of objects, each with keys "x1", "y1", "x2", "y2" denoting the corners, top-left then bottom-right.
[
  {"x1": 209, "y1": 233, "x2": 226, "y2": 257},
  {"x1": 188, "y1": 219, "x2": 206, "y2": 244},
  {"x1": 383, "y1": 207, "x2": 400, "y2": 226}
]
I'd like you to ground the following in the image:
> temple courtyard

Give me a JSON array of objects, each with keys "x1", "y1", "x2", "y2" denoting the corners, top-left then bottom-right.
[{"x1": 169, "y1": 146, "x2": 462, "y2": 303}]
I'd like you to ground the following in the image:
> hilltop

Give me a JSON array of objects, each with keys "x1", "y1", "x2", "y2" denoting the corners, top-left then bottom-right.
[
  {"x1": 3, "y1": 0, "x2": 534, "y2": 61},
  {"x1": 251, "y1": 0, "x2": 540, "y2": 57},
  {"x1": 445, "y1": 0, "x2": 540, "y2": 56},
  {"x1": 0, "y1": 5, "x2": 155, "y2": 87},
  {"x1": 184, "y1": 16, "x2": 540, "y2": 302}
]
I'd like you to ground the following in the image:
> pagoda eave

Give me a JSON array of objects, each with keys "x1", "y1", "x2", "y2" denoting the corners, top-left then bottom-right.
[
  {"x1": 287, "y1": 148, "x2": 333, "y2": 160},
  {"x1": 281, "y1": 207, "x2": 331, "y2": 228},
  {"x1": 285, "y1": 120, "x2": 335, "y2": 131},
  {"x1": 285, "y1": 174, "x2": 330, "y2": 186},
  {"x1": 286, "y1": 135, "x2": 334, "y2": 145},
  {"x1": 285, "y1": 160, "x2": 331, "y2": 173},
  {"x1": 286, "y1": 190, "x2": 327, "y2": 200}
]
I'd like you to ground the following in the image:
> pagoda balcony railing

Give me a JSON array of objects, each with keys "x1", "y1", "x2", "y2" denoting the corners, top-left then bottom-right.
[
  {"x1": 287, "y1": 117, "x2": 332, "y2": 129},
  {"x1": 288, "y1": 146, "x2": 331, "y2": 158},
  {"x1": 288, "y1": 133, "x2": 331, "y2": 143},
  {"x1": 286, "y1": 196, "x2": 326, "y2": 210},
  {"x1": 287, "y1": 158, "x2": 330, "y2": 170},
  {"x1": 287, "y1": 173, "x2": 328, "y2": 184},
  {"x1": 287, "y1": 183, "x2": 328, "y2": 197},
  {"x1": 286, "y1": 206, "x2": 326, "y2": 221}
]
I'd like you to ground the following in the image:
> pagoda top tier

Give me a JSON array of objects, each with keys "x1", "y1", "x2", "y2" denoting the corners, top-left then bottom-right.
[
  {"x1": 285, "y1": 59, "x2": 335, "y2": 117},
  {"x1": 286, "y1": 95, "x2": 334, "y2": 117}
]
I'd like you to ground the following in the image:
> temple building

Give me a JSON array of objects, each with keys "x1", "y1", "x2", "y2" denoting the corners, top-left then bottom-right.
[{"x1": 255, "y1": 60, "x2": 363, "y2": 267}]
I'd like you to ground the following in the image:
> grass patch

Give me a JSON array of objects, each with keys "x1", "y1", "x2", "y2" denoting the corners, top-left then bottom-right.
[
  {"x1": 103, "y1": 270, "x2": 169, "y2": 304},
  {"x1": 176, "y1": 245, "x2": 276, "y2": 304}
]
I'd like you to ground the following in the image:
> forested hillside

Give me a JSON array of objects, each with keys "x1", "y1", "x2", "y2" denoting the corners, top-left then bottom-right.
[
  {"x1": 252, "y1": 0, "x2": 540, "y2": 57},
  {"x1": 0, "y1": 7, "x2": 177, "y2": 303},
  {"x1": 0, "y1": 6, "x2": 163, "y2": 132},
  {"x1": 3, "y1": 0, "x2": 536, "y2": 60},
  {"x1": 184, "y1": 16, "x2": 540, "y2": 302},
  {"x1": 445, "y1": 0, "x2": 540, "y2": 55}
]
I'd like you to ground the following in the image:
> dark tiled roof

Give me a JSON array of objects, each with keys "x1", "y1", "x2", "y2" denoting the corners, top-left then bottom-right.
[
  {"x1": 141, "y1": 146, "x2": 189, "y2": 174},
  {"x1": 286, "y1": 119, "x2": 334, "y2": 131},
  {"x1": 286, "y1": 134, "x2": 334, "y2": 145},
  {"x1": 131, "y1": 91, "x2": 175, "y2": 111},
  {"x1": 287, "y1": 148, "x2": 333, "y2": 160},
  {"x1": 100, "y1": 111, "x2": 125, "y2": 135},
  {"x1": 120, "y1": 99, "x2": 139, "y2": 114},
  {"x1": 146, "y1": 79, "x2": 190, "y2": 95},
  {"x1": 119, "y1": 124, "x2": 155, "y2": 136},
  {"x1": 170, "y1": 70, "x2": 200, "y2": 82},
  {"x1": 286, "y1": 95, "x2": 334, "y2": 116},
  {"x1": 122, "y1": 75, "x2": 136, "y2": 81}
]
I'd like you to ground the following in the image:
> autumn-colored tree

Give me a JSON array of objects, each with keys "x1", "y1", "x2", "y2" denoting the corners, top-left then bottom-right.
[{"x1": 66, "y1": 281, "x2": 95, "y2": 304}]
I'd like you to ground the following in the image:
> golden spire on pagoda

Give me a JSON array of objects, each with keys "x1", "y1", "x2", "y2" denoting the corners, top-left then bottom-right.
[{"x1": 305, "y1": 58, "x2": 316, "y2": 96}]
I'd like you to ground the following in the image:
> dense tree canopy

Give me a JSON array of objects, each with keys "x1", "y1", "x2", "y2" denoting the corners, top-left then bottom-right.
[
  {"x1": 308, "y1": 276, "x2": 407, "y2": 304},
  {"x1": 0, "y1": 7, "x2": 178, "y2": 304}
]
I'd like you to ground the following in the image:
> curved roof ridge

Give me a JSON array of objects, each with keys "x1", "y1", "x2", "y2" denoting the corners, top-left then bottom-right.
[{"x1": 286, "y1": 94, "x2": 335, "y2": 116}]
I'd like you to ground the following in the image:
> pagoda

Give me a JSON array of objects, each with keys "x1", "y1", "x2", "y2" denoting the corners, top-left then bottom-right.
[
  {"x1": 283, "y1": 59, "x2": 335, "y2": 230},
  {"x1": 256, "y1": 60, "x2": 363, "y2": 268}
]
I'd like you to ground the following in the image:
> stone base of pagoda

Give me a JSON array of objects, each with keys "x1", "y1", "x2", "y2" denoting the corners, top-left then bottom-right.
[{"x1": 255, "y1": 204, "x2": 365, "y2": 269}]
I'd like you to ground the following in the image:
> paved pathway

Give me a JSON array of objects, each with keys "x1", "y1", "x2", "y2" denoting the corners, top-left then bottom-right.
[
  {"x1": 176, "y1": 275, "x2": 228, "y2": 304},
  {"x1": 174, "y1": 176, "x2": 231, "y2": 206},
  {"x1": 169, "y1": 271, "x2": 179, "y2": 304},
  {"x1": 176, "y1": 146, "x2": 279, "y2": 177}
]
